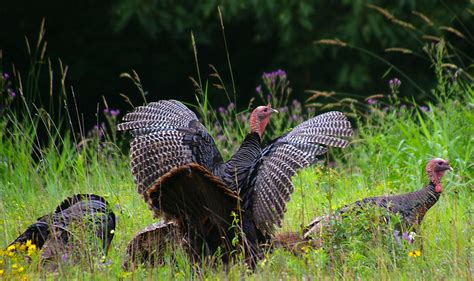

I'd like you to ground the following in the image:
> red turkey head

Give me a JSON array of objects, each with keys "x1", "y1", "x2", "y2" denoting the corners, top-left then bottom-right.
[
  {"x1": 425, "y1": 158, "x2": 452, "y2": 193},
  {"x1": 250, "y1": 103, "x2": 278, "y2": 138}
]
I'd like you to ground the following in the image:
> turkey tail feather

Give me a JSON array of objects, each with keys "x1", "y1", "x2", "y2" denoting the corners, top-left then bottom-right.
[{"x1": 145, "y1": 164, "x2": 239, "y2": 255}]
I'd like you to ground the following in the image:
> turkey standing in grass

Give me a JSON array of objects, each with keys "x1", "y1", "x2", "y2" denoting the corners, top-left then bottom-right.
[
  {"x1": 303, "y1": 158, "x2": 452, "y2": 243},
  {"x1": 117, "y1": 99, "x2": 352, "y2": 262},
  {"x1": 7, "y1": 194, "x2": 116, "y2": 268}
]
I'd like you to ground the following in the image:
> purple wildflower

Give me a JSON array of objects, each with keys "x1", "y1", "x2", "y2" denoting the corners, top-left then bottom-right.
[
  {"x1": 110, "y1": 109, "x2": 120, "y2": 117},
  {"x1": 275, "y1": 69, "x2": 287, "y2": 78},
  {"x1": 402, "y1": 231, "x2": 415, "y2": 244},
  {"x1": 104, "y1": 108, "x2": 120, "y2": 117},
  {"x1": 419, "y1": 105, "x2": 429, "y2": 112},
  {"x1": 292, "y1": 99, "x2": 301, "y2": 108},
  {"x1": 389, "y1": 78, "x2": 402, "y2": 94},
  {"x1": 218, "y1": 106, "x2": 226, "y2": 114},
  {"x1": 217, "y1": 134, "x2": 227, "y2": 142},
  {"x1": 11, "y1": 91, "x2": 16, "y2": 98},
  {"x1": 367, "y1": 99, "x2": 377, "y2": 105},
  {"x1": 92, "y1": 123, "x2": 105, "y2": 139},
  {"x1": 227, "y1": 102, "x2": 235, "y2": 110},
  {"x1": 3, "y1": 73, "x2": 9, "y2": 80},
  {"x1": 61, "y1": 253, "x2": 69, "y2": 263},
  {"x1": 256, "y1": 85, "x2": 262, "y2": 94},
  {"x1": 389, "y1": 78, "x2": 401, "y2": 87},
  {"x1": 393, "y1": 230, "x2": 402, "y2": 246},
  {"x1": 263, "y1": 69, "x2": 287, "y2": 81}
]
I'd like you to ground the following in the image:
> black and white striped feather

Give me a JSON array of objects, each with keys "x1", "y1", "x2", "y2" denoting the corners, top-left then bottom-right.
[
  {"x1": 251, "y1": 111, "x2": 352, "y2": 235},
  {"x1": 117, "y1": 100, "x2": 224, "y2": 195}
]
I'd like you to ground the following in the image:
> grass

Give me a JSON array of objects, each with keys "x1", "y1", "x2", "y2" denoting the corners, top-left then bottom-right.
[{"x1": 1, "y1": 26, "x2": 473, "y2": 281}]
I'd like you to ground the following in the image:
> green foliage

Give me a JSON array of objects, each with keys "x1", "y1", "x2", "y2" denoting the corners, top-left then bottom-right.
[{"x1": 111, "y1": 0, "x2": 471, "y2": 94}]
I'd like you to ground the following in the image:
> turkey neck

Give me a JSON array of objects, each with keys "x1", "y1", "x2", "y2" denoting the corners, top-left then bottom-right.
[
  {"x1": 221, "y1": 133, "x2": 262, "y2": 193},
  {"x1": 427, "y1": 169, "x2": 444, "y2": 193},
  {"x1": 249, "y1": 112, "x2": 270, "y2": 138}
]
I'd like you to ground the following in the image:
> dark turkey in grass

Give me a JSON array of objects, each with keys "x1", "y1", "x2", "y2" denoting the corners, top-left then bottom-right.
[
  {"x1": 7, "y1": 194, "x2": 116, "y2": 269},
  {"x1": 271, "y1": 158, "x2": 453, "y2": 253},
  {"x1": 118, "y1": 99, "x2": 352, "y2": 264},
  {"x1": 122, "y1": 221, "x2": 183, "y2": 270}
]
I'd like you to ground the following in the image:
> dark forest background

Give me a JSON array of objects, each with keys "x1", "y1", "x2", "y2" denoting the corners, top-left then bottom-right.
[{"x1": 0, "y1": 0, "x2": 471, "y2": 129}]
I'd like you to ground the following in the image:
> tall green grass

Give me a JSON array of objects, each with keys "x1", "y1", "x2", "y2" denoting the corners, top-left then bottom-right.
[{"x1": 1, "y1": 20, "x2": 473, "y2": 281}]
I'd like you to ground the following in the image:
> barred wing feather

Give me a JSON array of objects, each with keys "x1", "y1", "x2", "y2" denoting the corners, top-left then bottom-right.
[
  {"x1": 252, "y1": 111, "x2": 353, "y2": 235},
  {"x1": 117, "y1": 100, "x2": 224, "y2": 195}
]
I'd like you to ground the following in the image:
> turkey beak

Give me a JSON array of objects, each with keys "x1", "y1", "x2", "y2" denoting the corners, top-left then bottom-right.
[
  {"x1": 443, "y1": 163, "x2": 453, "y2": 171},
  {"x1": 271, "y1": 108, "x2": 279, "y2": 114}
]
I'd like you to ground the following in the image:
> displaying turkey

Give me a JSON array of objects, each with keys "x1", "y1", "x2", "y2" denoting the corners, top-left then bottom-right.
[
  {"x1": 7, "y1": 194, "x2": 116, "y2": 268},
  {"x1": 122, "y1": 221, "x2": 183, "y2": 270},
  {"x1": 117, "y1": 99, "x2": 352, "y2": 263},
  {"x1": 304, "y1": 158, "x2": 452, "y2": 241}
]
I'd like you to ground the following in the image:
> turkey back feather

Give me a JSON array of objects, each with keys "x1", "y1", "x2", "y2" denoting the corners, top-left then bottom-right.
[
  {"x1": 123, "y1": 221, "x2": 183, "y2": 270},
  {"x1": 8, "y1": 216, "x2": 51, "y2": 248}
]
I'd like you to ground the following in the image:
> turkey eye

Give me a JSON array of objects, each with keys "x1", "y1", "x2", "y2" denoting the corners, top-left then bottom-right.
[
  {"x1": 263, "y1": 108, "x2": 268, "y2": 112},
  {"x1": 437, "y1": 161, "x2": 443, "y2": 165}
]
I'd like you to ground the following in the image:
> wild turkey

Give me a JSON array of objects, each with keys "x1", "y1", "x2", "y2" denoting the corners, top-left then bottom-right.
[
  {"x1": 7, "y1": 194, "x2": 116, "y2": 268},
  {"x1": 304, "y1": 158, "x2": 452, "y2": 242},
  {"x1": 122, "y1": 221, "x2": 183, "y2": 269},
  {"x1": 117, "y1": 99, "x2": 352, "y2": 262}
]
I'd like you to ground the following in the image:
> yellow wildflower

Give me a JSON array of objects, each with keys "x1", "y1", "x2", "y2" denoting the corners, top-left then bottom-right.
[
  {"x1": 26, "y1": 240, "x2": 32, "y2": 247},
  {"x1": 19, "y1": 244, "x2": 27, "y2": 251},
  {"x1": 27, "y1": 246, "x2": 37, "y2": 257},
  {"x1": 7, "y1": 245, "x2": 16, "y2": 251},
  {"x1": 0, "y1": 259, "x2": 3, "y2": 264},
  {"x1": 0, "y1": 269, "x2": 4, "y2": 276},
  {"x1": 408, "y1": 250, "x2": 421, "y2": 257},
  {"x1": 12, "y1": 263, "x2": 19, "y2": 269},
  {"x1": 21, "y1": 276, "x2": 29, "y2": 281},
  {"x1": 17, "y1": 266, "x2": 25, "y2": 273}
]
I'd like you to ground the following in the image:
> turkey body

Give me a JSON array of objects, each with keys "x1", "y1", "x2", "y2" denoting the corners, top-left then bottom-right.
[
  {"x1": 304, "y1": 158, "x2": 452, "y2": 240},
  {"x1": 118, "y1": 100, "x2": 352, "y2": 263},
  {"x1": 269, "y1": 158, "x2": 452, "y2": 253},
  {"x1": 8, "y1": 194, "x2": 116, "y2": 267},
  {"x1": 304, "y1": 183, "x2": 441, "y2": 241}
]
